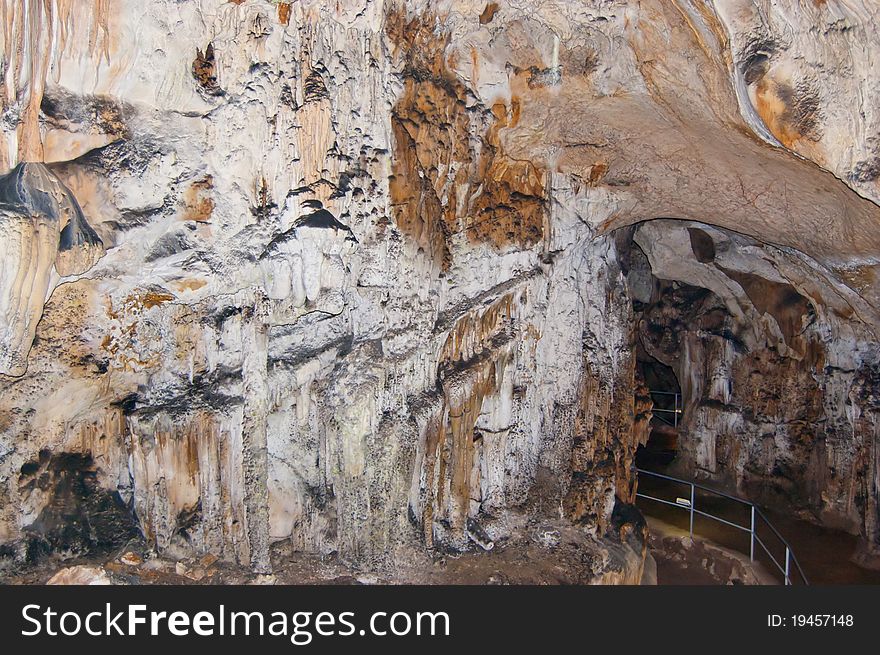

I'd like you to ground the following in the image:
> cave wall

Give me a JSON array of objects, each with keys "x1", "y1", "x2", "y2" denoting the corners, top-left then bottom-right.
[
  {"x1": 0, "y1": 0, "x2": 878, "y2": 575},
  {"x1": 0, "y1": 1, "x2": 650, "y2": 576}
]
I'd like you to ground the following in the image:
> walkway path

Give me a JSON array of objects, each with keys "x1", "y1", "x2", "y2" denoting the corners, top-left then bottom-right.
[
  {"x1": 644, "y1": 515, "x2": 775, "y2": 585},
  {"x1": 636, "y1": 472, "x2": 880, "y2": 585}
]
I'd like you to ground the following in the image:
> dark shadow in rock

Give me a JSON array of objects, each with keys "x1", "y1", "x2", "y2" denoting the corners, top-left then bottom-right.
[{"x1": 19, "y1": 450, "x2": 139, "y2": 562}]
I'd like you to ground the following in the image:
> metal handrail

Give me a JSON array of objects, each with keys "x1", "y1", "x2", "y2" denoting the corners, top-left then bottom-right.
[
  {"x1": 635, "y1": 468, "x2": 808, "y2": 585},
  {"x1": 648, "y1": 390, "x2": 682, "y2": 427}
]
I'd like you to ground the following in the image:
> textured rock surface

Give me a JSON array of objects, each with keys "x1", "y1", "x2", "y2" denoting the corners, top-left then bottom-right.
[
  {"x1": 46, "y1": 564, "x2": 114, "y2": 585},
  {"x1": 0, "y1": 162, "x2": 103, "y2": 375},
  {"x1": 0, "y1": 0, "x2": 879, "y2": 579}
]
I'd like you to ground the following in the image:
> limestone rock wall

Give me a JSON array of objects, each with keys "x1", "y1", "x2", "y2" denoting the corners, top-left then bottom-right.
[
  {"x1": 0, "y1": 1, "x2": 647, "y2": 574},
  {"x1": 0, "y1": 162, "x2": 104, "y2": 375}
]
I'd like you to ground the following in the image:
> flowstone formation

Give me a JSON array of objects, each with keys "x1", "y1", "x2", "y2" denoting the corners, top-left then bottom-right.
[
  {"x1": 0, "y1": 0, "x2": 879, "y2": 582},
  {"x1": 0, "y1": 163, "x2": 104, "y2": 376}
]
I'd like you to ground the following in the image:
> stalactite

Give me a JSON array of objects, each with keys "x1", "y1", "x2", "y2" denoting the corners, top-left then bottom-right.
[
  {"x1": 0, "y1": 0, "x2": 112, "y2": 167},
  {"x1": 2, "y1": 0, "x2": 878, "y2": 583},
  {"x1": 416, "y1": 293, "x2": 519, "y2": 549}
]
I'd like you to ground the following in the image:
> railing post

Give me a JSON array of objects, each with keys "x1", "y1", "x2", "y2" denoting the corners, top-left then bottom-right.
[
  {"x1": 689, "y1": 483, "x2": 695, "y2": 537},
  {"x1": 749, "y1": 505, "x2": 755, "y2": 562},
  {"x1": 785, "y1": 546, "x2": 791, "y2": 586}
]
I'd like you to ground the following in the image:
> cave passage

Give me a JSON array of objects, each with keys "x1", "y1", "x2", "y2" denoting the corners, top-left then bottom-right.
[
  {"x1": 636, "y1": 355, "x2": 681, "y2": 469},
  {"x1": 617, "y1": 217, "x2": 880, "y2": 583}
]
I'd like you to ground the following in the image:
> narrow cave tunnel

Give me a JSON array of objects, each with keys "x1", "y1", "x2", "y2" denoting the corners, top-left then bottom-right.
[
  {"x1": 616, "y1": 218, "x2": 880, "y2": 584},
  {"x1": 635, "y1": 354, "x2": 681, "y2": 468}
]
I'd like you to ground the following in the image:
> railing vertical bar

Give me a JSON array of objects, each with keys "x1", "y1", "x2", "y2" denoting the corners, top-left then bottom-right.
[
  {"x1": 750, "y1": 505, "x2": 755, "y2": 562},
  {"x1": 689, "y1": 483, "x2": 695, "y2": 537},
  {"x1": 785, "y1": 547, "x2": 791, "y2": 586}
]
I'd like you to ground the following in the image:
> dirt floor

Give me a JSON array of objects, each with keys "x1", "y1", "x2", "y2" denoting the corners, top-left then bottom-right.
[
  {"x1": 0, "y1": 515, "x2": 644, "y2": 585},
  {"x1": 761, "y1": 509, "x2": 880, "y2": 585},
  {"x1": 6, "y1": 491, "x2": 875, "y2": 586},
  {"x1": 645, "y1": 515, "x2": 775, "y2": 585}
]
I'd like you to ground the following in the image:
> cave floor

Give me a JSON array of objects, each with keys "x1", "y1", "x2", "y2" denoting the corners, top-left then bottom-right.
[
  {"x1": 645, "y1": 515, "x2": 775, "y2": 585},
  {"x1": 0, "y1": 517, "x2": 643, "y2": 585},
  {"x1": 760, "y1": 509, "x2": 880, "y2": 585}
]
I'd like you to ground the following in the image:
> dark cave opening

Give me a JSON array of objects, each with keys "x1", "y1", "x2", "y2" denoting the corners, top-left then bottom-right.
[
  {"x1": 616, "y1": 219, "x2": 754, "y2": 476},
  {"x1": 615, "y1": 224, "x2": 686, "y2": 469},
  {"x1": 635, "y1": 354, "x2": 681, "y2": 468}
]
